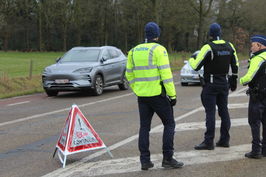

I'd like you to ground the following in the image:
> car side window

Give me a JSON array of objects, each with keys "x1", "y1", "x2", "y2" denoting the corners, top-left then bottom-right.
[
  {"x1": 115, "y1": 50, "x2": 122, "y2": 57},
  {"x1": 102, "y1": 50, "x2": 111, "y2": 60},
  {"x1": 108, "y1": 49, "x2": 120, "y2": 59}
]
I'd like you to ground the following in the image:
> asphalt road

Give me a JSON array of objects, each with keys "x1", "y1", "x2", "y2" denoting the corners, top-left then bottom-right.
[{"x1": 1, "y1": 63, "x2": 266, "y2": 177}]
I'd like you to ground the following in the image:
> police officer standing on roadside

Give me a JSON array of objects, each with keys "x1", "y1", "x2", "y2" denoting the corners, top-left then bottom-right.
[
  {"x1": 126, "y1": 22, "x2": 184, "y2": 170},
  {"x1": 189, "y1": 23, "x2": 239, "y2": 150},
  {"x1": 240, "y1": 35, "x2": 266, "y2": 159}
]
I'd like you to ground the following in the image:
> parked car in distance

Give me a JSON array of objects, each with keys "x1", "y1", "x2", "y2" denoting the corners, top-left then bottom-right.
[
  {"x1": 42, "y1": 46, "x2": 129, "y2": 96},
  {"x1": 180, "y1": 51, "x2": 203, "y2": 86}
]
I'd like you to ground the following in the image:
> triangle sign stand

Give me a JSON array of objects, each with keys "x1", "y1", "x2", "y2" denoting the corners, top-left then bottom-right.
[{"x1": 53, "y1": 104, "x2": 113, "y2": 168}]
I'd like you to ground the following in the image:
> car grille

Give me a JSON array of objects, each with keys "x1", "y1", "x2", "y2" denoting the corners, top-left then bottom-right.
[
  {"x1": 50, "y1": 83, "x2": 74, "y2": 87},
  {"x1": 43, "y1": 74, "x2": 92, "y2": 90}
]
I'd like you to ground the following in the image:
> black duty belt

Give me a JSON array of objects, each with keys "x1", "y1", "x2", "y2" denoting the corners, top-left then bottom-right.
[
  {"x1": 247, "y1": 87, "x2": 266, "y2": 100},
  {"x1": 204, "y1": 74, "x2": 228, "y2": 84}
]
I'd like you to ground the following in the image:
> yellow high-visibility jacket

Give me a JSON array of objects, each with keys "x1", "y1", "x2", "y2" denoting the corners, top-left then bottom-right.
[
  {"x1": 240, "y1": 51, "x2": 266, "y2": 85},
  {"x1": 126, "y1": 42, "x2": 176, "y2": 98}
]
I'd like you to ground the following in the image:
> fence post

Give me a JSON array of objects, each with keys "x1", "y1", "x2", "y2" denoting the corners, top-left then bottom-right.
[{"x1": 29, "y1": 59, "x2": 33, "y2": 80}]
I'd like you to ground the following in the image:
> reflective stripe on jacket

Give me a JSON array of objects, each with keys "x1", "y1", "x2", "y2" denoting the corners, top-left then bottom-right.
[
  {"x1": 126, "y1": 42, "x2": 176, "y2": 98},
  {"x1": 188, "y1": 40, "x2": 239, "y2": 76},
  {"x1": 240, "y1": 51, "x2": 266, "y2": 85}
]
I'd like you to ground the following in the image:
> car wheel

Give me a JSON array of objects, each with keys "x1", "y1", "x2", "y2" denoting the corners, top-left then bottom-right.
[
  {"x1": 181, "y1": 82, "x2": 188, "y2": 86},
  {"x1": 45, "y1": 89, "x2": 58, "y2": 97},
  {"x1": 118, "y1": 73, "x2": 129, "y2": 90},
  {"x1": 92, "y1": 75, "x2": 103, "y2": 96}
]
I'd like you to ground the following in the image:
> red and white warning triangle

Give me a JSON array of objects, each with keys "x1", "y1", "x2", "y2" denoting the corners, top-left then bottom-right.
[{"x1": 55, "y1": 104, "x2": 113, "y2": 167}]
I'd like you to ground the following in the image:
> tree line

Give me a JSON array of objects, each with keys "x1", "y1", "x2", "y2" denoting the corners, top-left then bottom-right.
[{"x1": 0, "y1": 0, "x2": 265, "y2": 53}]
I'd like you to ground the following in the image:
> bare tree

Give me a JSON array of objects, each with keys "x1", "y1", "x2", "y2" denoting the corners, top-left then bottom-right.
[{"x1": 188, "y1": 0, "x2": 213, "y2": 48}]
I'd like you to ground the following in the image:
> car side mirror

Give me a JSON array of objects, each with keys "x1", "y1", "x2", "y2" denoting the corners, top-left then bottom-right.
[
  {"x1": 100, "y1": 57, "x2": 107, "y2": 63},
  {"x1": 56, "y1": 57, "x2": 61, "y2": 63}
]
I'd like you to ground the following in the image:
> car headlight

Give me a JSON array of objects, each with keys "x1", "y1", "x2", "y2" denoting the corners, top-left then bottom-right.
[
  {"x1": 73, "y1": 67, "x2": 93, "y2": 73},
  {"x1": 43, "y1": 68, "x2": 52, "y2": 74}
]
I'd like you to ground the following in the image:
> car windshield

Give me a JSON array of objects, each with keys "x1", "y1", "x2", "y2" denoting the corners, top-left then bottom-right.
[{"x1": 59, "y1": 49, "x2": 100, "y2": 63}]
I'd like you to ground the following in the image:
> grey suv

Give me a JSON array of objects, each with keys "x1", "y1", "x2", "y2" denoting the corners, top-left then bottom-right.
[{"x1": 42, "y1": 46, "x2": 129, "y2": 96}]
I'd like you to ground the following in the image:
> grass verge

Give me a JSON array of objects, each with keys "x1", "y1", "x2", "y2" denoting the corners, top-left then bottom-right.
[{"x1": 0, "y1": 75, "x2": 43, "y2": 98}]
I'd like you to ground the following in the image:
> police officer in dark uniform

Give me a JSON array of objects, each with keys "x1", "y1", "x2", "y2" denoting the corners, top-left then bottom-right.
[
  {"x1": 126, "y1": 22, "x2": 184, "y2": 170},
  {"x1": 189, "y1": 23, "x2": 239, "y2": 150},
  {"x1": 240, "y1": 35, "x2": 266, "y2": 159}
]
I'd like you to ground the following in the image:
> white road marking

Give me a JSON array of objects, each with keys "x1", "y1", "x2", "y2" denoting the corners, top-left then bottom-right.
[
  {"x1": 43, "y1": 106, "x2": 205, "y2": 177},
  {"x1": 228, "y1": 102, "x2": 248, "y2": 109},
  {"x1": 44, "y1": 144, "x2": 250, "y2": 177},
  {"x1": 0, "y1": 82, "x2": 176, "y2": 126},
  {"x1": 152, "y1": 118, "x2": 248, "y2": 133},
  {"x1": 229, "y1": 87, "x2": 248, "y2": 97},
  {"x1": 0, "y1": 85, "x2": 245, "y2": 176},
  {"x1": 0, "y1": 84, "x2": 247, "y2": 128},
  {"x1": 150, "y1": 103, "x2": 248, "y2": 134},
  {"x1": 229, "y1": 93, "x2": 247, "y2": 97},
  {"x1": 0, "y1": 93, "x2": 133, "y2": 127},
  {"x1": 7, "y1": 101, "x2": 30, "y2": 106},
  {"x1": 42, "y1": 102, "x2": 248, "y2": 177}
]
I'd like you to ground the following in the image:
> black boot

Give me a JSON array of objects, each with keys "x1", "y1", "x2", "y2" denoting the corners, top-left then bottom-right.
[
  {"x1": 262, "y1": 148, "x2": 266, "y2": 157},
  {"x1": 141, "y1": 161, "x2": 154, "y2": 170},
  {"x1": 216, "y1": 140, "x2": 230, "y2": 148},
  {"x1": 194, "y1": 142, "x2": 214, "y2": 150},
  {"x1": 245, "y1": 151, "x2": 262, "y2": 159},
  {"x1": 162, "y1": 158, "x2": 184, "y2": 169}
]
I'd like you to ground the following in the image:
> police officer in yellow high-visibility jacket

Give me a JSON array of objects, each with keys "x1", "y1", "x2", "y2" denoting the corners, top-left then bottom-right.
[
  {"x1": 240, "y1": 35, "x2": 266, "y2": 159},
  {"x1": 126, "y1": 22, "x2": 183, "y2": 170},
  {"x1": 189, "y1": 23, "x2": 239, "y2": 150}
]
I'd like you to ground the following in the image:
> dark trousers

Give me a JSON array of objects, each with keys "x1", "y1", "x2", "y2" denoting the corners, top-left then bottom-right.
[
  {"x1": 201, "y1": 83, "x2": 231, "y2": 145},
  {"x1": 248, "y1": 95, "x2": 266, "y2": 153},
  {"x1": 137, "y1": 95, "x2": 175, "y2": 164}
]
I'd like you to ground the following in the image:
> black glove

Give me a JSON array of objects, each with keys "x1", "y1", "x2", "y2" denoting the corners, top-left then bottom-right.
[
  {"x1": 169, "y1": 98, "x2": 177, "y2": 106},
  {"x1": 228, "y1": 75, "x2": 237, "y2": 91},
  {"x1": 246, "y1": 88, "x2": 250, "y2": 95}
]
